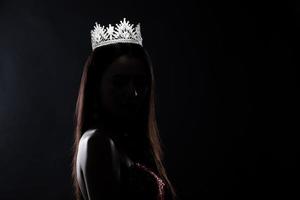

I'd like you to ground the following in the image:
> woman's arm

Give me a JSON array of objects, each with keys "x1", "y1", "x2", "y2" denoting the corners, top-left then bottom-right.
[{"x1": 76, "y1": 129, "x2": 121, "y2": 200}]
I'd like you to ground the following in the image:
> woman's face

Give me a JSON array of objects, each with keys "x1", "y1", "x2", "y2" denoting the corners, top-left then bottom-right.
[{"x1": 99, "y1": 54, "x2": 150, "y2": 121}]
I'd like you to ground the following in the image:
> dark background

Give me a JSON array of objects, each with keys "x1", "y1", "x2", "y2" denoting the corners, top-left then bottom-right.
[{"x1": 0, "y1": 0, "x2": 298, "y2": 199}]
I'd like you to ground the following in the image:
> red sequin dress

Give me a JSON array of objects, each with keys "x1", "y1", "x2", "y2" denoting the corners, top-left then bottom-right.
[{"x1": 121, "y1": 161, "x2": 172, "y2": 200}]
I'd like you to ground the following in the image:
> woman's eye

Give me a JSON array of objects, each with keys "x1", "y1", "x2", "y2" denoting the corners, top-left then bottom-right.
[
  {"x1": 113, "y1": 77, "x2": 127, "y2": 86},
  {"x1": 135, "y1": 77, "x2": 147, "y2": 86}
]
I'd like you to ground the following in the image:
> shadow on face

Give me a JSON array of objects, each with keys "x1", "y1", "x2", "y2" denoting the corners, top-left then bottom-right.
[{"x1": 99, "y1": 54, "x2": 151, "y2": 122}]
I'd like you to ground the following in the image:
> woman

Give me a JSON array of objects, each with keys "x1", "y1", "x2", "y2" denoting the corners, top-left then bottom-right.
[{"x1": 71, "y1": 18, "x2": 176, "y2": 200}]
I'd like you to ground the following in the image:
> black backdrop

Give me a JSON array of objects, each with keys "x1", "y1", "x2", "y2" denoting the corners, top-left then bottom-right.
[{"x1": 0, "y1": 0, "x2": 298, "y2": 199}]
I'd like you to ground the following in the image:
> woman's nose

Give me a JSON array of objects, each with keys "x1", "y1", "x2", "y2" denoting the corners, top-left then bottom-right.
[{"x1": 128, "y1": 81, "x2": 138, "y2": 98}]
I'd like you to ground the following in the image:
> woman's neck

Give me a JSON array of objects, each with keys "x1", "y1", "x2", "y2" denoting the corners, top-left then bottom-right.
[{"x1": 96, "y1": 118, "x2": 148, "y2": 163}]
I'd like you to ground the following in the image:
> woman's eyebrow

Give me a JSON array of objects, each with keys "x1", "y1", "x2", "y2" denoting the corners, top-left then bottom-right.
[
  {"x1": 112, "y1": 74, "x2": 127, "y2": 78},
  {"x1": 112, "y1": 72, "x2": 146, "y2": 77}
]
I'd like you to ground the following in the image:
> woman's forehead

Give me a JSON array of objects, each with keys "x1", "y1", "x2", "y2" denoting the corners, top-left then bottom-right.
[{"x1": 106, "y1": 55, "x2": 148, "y2": 76}]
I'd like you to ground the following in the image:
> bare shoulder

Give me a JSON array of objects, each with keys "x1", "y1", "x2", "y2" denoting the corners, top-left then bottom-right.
[
  {"x1": 79, "y1": 129, "x2": 103, "y2": 144},
  {"x1": 76, "y1": 129, "x2": 121, "y2": 199},
  {"x1": 78, "y1": 129, "x2": 112, "y2": 151},
  {"x1": 77, "y1": 129, "x2": 119, "y2": 170}
]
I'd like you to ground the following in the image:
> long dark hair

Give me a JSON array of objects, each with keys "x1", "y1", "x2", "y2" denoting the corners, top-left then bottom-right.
[{"x1": 71, "y1": 43, "x2": 177, "y2": 200}]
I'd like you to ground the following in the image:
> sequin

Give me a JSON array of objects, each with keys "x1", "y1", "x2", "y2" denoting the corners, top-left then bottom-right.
[{"x1": 134, "y1": 162, "x2": 166, "y2": 200}]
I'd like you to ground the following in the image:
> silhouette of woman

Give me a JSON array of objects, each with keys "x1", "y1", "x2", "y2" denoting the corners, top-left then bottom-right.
[{"x1": 71, "y1": 18, "x2": 176, "y2": 200}]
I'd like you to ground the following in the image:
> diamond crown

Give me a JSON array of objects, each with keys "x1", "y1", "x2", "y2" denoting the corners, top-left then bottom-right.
[{"x1": 90, "y1": 18, "x2": 143, "y2": 50}]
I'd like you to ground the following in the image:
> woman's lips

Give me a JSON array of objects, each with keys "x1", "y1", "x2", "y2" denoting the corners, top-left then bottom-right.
[{"x1": 121, "y1": 101, "x2": 140, "y2": 112}]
